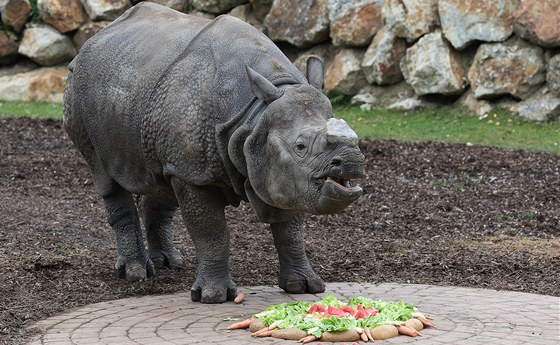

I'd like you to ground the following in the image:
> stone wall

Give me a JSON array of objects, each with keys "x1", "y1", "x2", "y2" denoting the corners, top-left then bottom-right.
[{"x1": 0, "y1": 0, "x2": 559, "y2": 121}]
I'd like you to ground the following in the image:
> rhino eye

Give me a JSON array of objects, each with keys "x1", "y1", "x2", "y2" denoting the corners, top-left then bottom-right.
[{"x1": 295, "y1": 140, "x2": 308, "y2": 157}]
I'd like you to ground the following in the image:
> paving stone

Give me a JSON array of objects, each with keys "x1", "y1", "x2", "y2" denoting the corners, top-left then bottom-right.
[{"x1": 26, "y1": 283, "x2": 560, "y2": 345}]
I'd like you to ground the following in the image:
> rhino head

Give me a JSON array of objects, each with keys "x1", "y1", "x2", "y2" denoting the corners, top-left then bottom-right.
[{"x1": 229, "y1": 57, "x2": 365, "y2": 222}]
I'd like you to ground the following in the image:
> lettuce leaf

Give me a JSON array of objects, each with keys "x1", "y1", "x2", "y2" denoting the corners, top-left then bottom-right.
[
  {"x1": 319, "y1": 316, "x2": 357, "y2": 332},
  {"x1": 255, "y1": 300, "x2": 311, "y2": 328},
  {"x1": 347, "y1": 295, "x2": 376, "y2": 309},
  {"x1": 253, "y1": 295, "x2": 417, "y2": 336},
  {"x1": 317, "y1": 294, "x2": 346, "y2": 308}
]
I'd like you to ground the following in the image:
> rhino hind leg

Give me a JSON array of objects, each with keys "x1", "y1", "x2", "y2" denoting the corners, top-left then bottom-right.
[
  {"x1": 271, "y1": 215, "x2": 326, "y2": 294},
  {"x1": 137, "y1": 195, "x2": 184, "y2": 270},
  {"x1": 104, "y1": 187, "x2": 156, "y2": 282},
  {"x1": 171, "y1": 178, "x2": 237, "y2": 303},
  {"x1": 64, "y1": 105, "x2": 154, "y2": 282}
]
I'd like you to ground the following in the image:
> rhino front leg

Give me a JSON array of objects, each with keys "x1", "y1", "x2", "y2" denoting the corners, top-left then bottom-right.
[
  {"x1": 104, "y1": 187, "x2": 156, "y2": 282},
  {"x1": 172, "y1": 178, "x2": 236, "y2": 303},
  {"x1": 271, "y1": 214, "x2": 325, "y2": 294},
  {"x1": 138, "y1": 195, "x2": 184, "y2": 270}
]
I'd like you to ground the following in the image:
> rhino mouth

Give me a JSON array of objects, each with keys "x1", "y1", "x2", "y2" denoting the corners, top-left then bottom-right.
[
  {"x1": 321, "y1": 176, "x2": 363, "y2": 201},
  {"x1": 313, "y1": 175, "x2": 363, "y2": 214}
]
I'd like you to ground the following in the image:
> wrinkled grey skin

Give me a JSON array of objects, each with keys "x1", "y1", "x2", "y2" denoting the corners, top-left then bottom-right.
[{"x1": 64, "y1": 3, "x2": 365, "y2": 303}]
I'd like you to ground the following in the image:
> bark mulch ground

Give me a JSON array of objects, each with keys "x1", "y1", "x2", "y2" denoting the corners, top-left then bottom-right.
[{"x1": 1, "y1": 117, "x2": 558, "y2": 344}]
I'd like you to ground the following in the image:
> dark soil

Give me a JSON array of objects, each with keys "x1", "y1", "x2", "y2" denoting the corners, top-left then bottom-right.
[{"x1": 1, "y1": 117, "x2": 559, "y2": 344}]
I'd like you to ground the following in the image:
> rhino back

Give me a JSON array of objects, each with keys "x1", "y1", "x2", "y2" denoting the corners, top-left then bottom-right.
[
  {"x1": 142, "y1": 15, "x2": 308, "y2": 186},
  {"x1": 69, "y1": 3, "x2": 211, "y2": 192}
]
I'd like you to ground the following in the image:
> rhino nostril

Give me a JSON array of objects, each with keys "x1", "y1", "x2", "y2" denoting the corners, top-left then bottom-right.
[{"x1": 331, "y1": 157, "x2": 342, "y2": 166}]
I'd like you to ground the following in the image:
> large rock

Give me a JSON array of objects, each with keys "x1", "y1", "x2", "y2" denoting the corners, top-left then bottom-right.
[
  {"x1": 73, "y1": 21, "x2": 111, "y2": 51},
  {"x1": 328, "y1": 0, "x2": 383, "y2": 47},
  {"x1": 293, "y1": 43, "x2": 335, "y2": 76},
  {"x1": 387, "y1": 96, "x2": 425, "y2": 111},
  {"x1": 468, "y1": 37, "x2": 546, "y2": 100},
  {"x1": 146, "y1": 0, "x2": 189, "y2": 11},
  {"x1": 438, "y1": 0, "x2": 515, "y2": 50},
  {"x1": 514, "y1": 0, "x2": 560, "y2": 48},
  {"x1": 382, "y1": 0, "x2": 439, "y2": 43},
  {"x1": 18, "y1": 24, "x2": 77, "y2": 66},
  {"x1": 190, "y1": 0, "x2": 247, "y2": 14},
  {"x1": 187, "y1": 10, "x2": 216, "y2": 19},
  {"x1": 0, "y1": 59, "x2": 37, "y2": 77},
  {"x1": 361, "y1": 27, "x2": 406, "y2": 85},
  {"x1": 228, "y1": 4, "x2": 265, "y2": 32},
  {"x1": 0, "y1": 31, "x2": 18, "y2": 65},
  {"x1": 401, "y1": 31, "x2": 467, "y2": 96},
  {"x1": 81, "y1": 0, "x2": 131, "y2": 21},
  {"x1": 264, "y1": 0, "x2": 329, "y2": 48},
  {"x1": 38, "y1": 0, "x2": 88, "y2": 33},
  {"x1": 249, "y1": 0, "x2": 272, "y2": 20},
  {"x1": 514, "y1": 87, "x2": 560, "y2": 122},
  {"x1": 547, "y1": 54, "x2": 560, "y2": 97},
  {"x1": 0, "y1": 66, "x2": 68, "y2": 102},
  {"x1": 0, "y1": 0, "x2": 31, "y2": 32},
  {"x1": 324, "y1": 48, "x2": 367, "y2": 96},
  {"x1": 457, "y1": 88, "x2": 492, "y2": 116},
  {"x1": 352, "y1": 81, "x2": 416, "y2": 108}
]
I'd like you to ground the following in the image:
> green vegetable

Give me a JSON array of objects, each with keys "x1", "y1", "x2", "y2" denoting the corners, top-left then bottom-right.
[
  {"x1": 317, "y1": 294, "x2": 346, "y2": 308},
  {"x1": 252, "y1": 295, "x2": 417, "y2": 339},
  {"x1": 319, "y1": 315, "x2": 357, "y2": 332},
  {"x1": 254, "y1": 300, "x2": 311, "y2": 328},
  {"x1": 347, "y1": 295, "x2": 376, "y2": 309}
]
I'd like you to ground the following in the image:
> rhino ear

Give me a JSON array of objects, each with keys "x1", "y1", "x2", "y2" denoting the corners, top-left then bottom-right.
[
  {"x1": 246, "y1": 65, "x2": 283, "y2": 103},
  {"x1": 306, "y1": 56, "x2": 324, "y2": 91}
]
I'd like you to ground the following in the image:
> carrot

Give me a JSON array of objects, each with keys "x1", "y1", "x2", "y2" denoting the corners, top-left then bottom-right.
[
  {"x1": 364, "y1": 327, "x2": 374, "y2": 341},
  {"x1": 226, "y1": 317, "x2": 253, "y2": 330},
  {"x1": 251, "y1": 327, "x2": 274, "y2": 336},
  {"x1": 298, "y1": 335, "x2": 318, "y2": 343},
  {"x1": 417, "y1": 316, "x2": 437, "y2": 328},
  {"x1": 234, "y1": 292, "x2": 245, "y2": 304},
  {"x1": 413, "y1": 310, "x2": 434, "y2": 320},
  {"x1": 360, "y1": 330, "x2": 369, "y2": 341},
  {"x1": 253, "y1": 329, "x2": 274, "y2": 337},
  {"x1": 397, "y1": 325, "x2": 421, "y2": 337}
]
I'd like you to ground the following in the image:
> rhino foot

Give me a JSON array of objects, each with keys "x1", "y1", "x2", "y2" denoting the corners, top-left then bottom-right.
[
  {"x1": 115, "y1": 255, "x2": 156, "y2": 282},
  {"x1": 279, "y1": 274, "x2": 325, "y2": 294},
  {"x1": 191, "y1": 282, "x2": 237, "y2": 304},
  {"x1": 149, "y1": 249, "x2": 184, "y2": 270}
]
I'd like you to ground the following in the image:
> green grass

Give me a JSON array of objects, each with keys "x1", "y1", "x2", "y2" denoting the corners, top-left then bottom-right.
[
  {"x1": 333, "y1": 102, "x2": 560, "y2": 154},
  {"x1": 1, "y1": 100, "x2": 559, "y2": 154},
  {"x1": 0, "y1": 101, "x2": 63, "y2": 119}
]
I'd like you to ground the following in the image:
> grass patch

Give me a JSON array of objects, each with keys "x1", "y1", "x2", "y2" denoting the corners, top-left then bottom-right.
[
  {"x1": 333, "y1": 102, "x2": 560, "y2": 154},
  {"x1": 1, "y1": 100, "x2": 559, "y2": 154},
  {"x1": 0, "y1": 101, "x2": 63, "y2": 119}
]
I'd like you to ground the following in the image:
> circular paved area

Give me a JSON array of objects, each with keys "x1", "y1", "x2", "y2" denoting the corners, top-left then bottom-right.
[{"x1": 27, "y1": 283, "x2": 559, "y2": 345}]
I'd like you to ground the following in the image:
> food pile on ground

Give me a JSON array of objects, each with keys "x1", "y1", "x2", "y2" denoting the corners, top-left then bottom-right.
[{"x1": 227, "y1": 295, "x2": 435, "y2": 343}]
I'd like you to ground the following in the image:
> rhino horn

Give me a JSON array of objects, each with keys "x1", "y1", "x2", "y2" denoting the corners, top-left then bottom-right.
[
  {"x1": 326, "y1": 118, "x2": 358, "y2": 144},
  {"x1": 246, "y1": 65, "x2": 284, "y2": 103}
]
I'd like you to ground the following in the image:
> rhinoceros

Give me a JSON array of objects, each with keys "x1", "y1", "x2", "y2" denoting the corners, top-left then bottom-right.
[{"x1": 64, "y1": 2, "x2": 365, "y2": 303}]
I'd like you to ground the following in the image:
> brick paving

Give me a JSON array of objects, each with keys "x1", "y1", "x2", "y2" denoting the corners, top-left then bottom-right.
[{"x1": 27, "y1": 283, "x2": 559, "y2": 345}]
